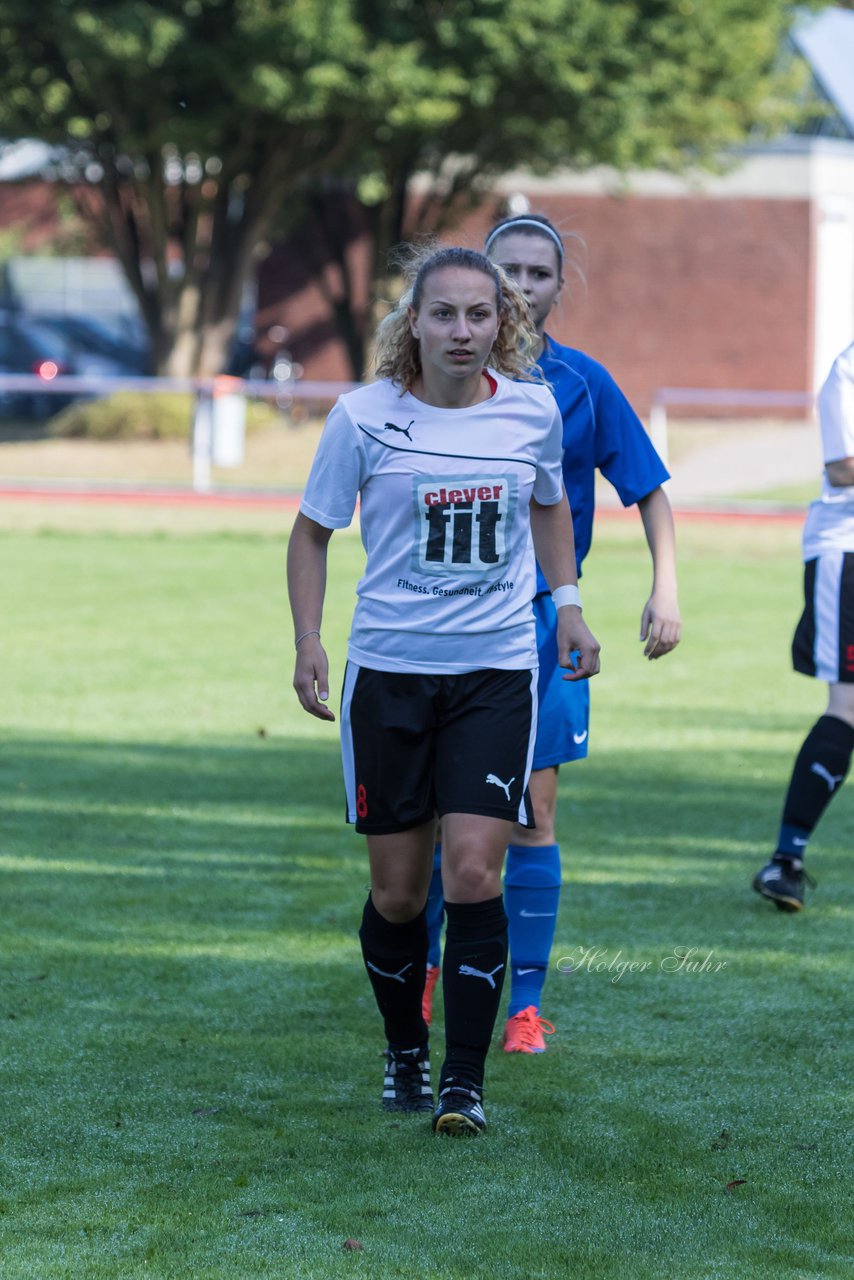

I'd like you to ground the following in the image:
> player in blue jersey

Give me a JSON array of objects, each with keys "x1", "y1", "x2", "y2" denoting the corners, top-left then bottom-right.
[{"x1": 423, "y1": 214, "x2": 681, "y2": 1051}]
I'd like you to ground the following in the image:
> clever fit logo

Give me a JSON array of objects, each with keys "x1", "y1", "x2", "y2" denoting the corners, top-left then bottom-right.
[{"x1": 414, "y1": 477, "x2": 514, "y2": 573}]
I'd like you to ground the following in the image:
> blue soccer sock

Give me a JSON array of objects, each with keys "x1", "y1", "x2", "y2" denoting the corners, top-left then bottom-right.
[
  {"x1": 504, "y1": 843, "x2": 562, "y2": 1017},
  {"x1": 425, "y1": 844, "x2": 445, "y2": 969}
]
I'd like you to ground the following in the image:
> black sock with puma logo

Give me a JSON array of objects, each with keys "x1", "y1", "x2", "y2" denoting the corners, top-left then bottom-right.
[
  {"x1": 440, "y1": 895, "x2": 508, "y2": 1094},
  {"x1": 776, "y1": 715, "x2": 854, "y2": 859},
  {"x1": 358, "y1": 894, "x2": 428, "y2": 1050}
]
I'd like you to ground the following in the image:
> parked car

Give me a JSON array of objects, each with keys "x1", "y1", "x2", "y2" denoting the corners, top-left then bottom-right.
[
  {"x1": 0, "y1": 312, "x2": 79, "y2": 419},
  {"x1": 32, "y1": 312, "x2": 152, "y2": 378}
]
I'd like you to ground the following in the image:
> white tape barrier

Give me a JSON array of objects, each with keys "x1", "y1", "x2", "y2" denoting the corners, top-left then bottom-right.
[{"x1": 648, "y1": 387, "x2": 816, "y2": 471}]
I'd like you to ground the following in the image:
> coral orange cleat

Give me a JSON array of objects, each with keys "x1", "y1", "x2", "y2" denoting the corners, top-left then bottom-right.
[
  {"x1": 422, "y1": 963, "x2": 440, "y2": 1025},
  {"x1": 501, "y1": 1006, "x2": 556, "y2": 1054}
]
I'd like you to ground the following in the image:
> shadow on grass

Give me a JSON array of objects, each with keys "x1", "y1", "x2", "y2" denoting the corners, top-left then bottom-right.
[
  {"x1": 2, "y1": 733, "x2": 850, "y2": 912},
  {"x1": 1, "y1": 733, "x2": 345, "y2": 812},
  {"x1": 0, "y1": 735, "x2": 373, "y2": 1130},
  {"x1": 0, "y1": 735, "x2": 371, "y2": 959},
  {"x1": 2, "y1": 731, "x2": 851, "y2": 949}
]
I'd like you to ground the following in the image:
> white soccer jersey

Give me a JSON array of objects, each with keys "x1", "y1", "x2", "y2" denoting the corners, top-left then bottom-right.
[
  {"x1": 300, "y1": 371, "x2": 564, "y2": 673},
  {"x1": 803, "y1": 341, "x2": 854, "y2": 559}
]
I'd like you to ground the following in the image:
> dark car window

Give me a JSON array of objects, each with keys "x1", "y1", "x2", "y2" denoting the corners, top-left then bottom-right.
[{"x1": 33, "y1": 313, "x2": 150, "y2": 372}]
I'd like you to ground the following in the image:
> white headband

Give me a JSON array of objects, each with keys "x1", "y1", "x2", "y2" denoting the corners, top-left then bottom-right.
[{"x1": 485, "y1": 218, "x2": 564, "y2": 261}]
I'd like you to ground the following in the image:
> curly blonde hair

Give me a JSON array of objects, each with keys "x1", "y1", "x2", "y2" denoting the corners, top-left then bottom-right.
[{"x1": 373, "y1": 246, "x2": 541, "y2": 391}]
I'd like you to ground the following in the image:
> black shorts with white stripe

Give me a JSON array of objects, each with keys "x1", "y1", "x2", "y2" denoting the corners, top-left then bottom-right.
[
  {"x1": 340, "y1": 664, "x2": 537, "y2": 834},
  {"x1": 792, "y1": 552, "x2": 854, "y2": 683}
]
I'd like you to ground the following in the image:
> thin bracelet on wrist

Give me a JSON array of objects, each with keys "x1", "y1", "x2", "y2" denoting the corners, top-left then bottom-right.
[
  {"x1": 551, "y1": 584, "x2": 581, "y2": 610},
  {"x1": 295, "y1": 628, "x2": 321, "y2": 648}
]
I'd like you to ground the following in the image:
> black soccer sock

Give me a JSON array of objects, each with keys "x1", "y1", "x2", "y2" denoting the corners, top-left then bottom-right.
[
  {"x1": 440, "y1": 896, "x2": 508, "y2": 1095},
  {"x1": 775, "y1": 715, "x2": 854, "y2": 860},
  {"x1": 358, "y1": 895, "x2": 428, "y2": 1050}
]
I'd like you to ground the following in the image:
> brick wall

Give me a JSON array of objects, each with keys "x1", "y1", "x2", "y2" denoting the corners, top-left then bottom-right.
[
  {"x1": 453, "y1": 194, "x2": 815, "y2": 414},
  {"x1": 263, "y1": 191, "x2": 814, "y2": 413}
]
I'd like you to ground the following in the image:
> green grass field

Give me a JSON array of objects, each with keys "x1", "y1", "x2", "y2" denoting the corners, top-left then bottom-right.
[{"x1": 1, "y1": 510, "x2": 852, "y2": 1279}]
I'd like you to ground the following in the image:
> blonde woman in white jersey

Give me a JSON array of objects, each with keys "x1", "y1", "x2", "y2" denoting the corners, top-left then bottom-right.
[
  {"x1": 287, "y1": 246, "x2": 600, "y2": 1135},
  {"x1": 753, "y1": 340, "x2": 854, "y2": 911}
]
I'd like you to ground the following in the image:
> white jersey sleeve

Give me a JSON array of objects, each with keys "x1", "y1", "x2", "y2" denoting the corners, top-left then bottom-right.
[
  {"x1": 299, "y1": 399, "x2": 367, "y2": 529},
  {"x1": 802, "y1": 341, "x2": 854, "y2": 557},
  {"x1": 532, "y1": 397, "x2": 565, "y2": 505},
  {"x1": 819, "y1": 341, "x2": 854, "y2": 464}
]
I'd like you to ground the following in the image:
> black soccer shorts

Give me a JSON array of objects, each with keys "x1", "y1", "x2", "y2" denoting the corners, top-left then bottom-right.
[
  {"x1": 792, "y1": 552, "x2": 854, "y2": 683},
  {"x1": 340, "y1": 664, "x2": 537, "y2": 834}
]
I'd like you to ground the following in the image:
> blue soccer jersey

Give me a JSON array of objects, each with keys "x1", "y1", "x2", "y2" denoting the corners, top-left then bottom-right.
[
  {"x1": 535, "y1": 337, "x2": 669, "y2": 590},
  {"x1": 532, "y1": 337, "x2": 669, "y2": 768}
]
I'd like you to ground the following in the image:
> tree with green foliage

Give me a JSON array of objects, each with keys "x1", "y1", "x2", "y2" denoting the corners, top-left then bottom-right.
[
  {"x1": 0, "y1": 0, "x2": 370, "y2": 374},
  {"x1": 0, "y1": 0, "x2": 821, "y2": 377},
  {"x1": 299, "y1": 0, "x2": 824, "y2": 377}
]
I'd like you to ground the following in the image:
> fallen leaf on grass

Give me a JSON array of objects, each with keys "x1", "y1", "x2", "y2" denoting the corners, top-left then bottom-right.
[
  {"x1": 257, "y1": 727, "x2": 268, "y2": 738},
  {"x1": 191, "y1": 1107, "x2": 221, "y2": 1117},
  {"x1": 710, "y1": 1129, "x2": 730, "y2": 1151},
  {"x1": 342, "y1": 1238, "x2": 364, "y2": 1251},
  {"x1": 791, "y1": 1143, "x2": 818, "y2": 1152},
  {"x1": 725, "y1": 1180, "x2": 747, "y2": 1194}
]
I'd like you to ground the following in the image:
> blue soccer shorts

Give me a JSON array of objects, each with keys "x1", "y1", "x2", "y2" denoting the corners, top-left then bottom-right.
[{"x1": 531, "y1": 591, "x2": 591, "y2": 771}]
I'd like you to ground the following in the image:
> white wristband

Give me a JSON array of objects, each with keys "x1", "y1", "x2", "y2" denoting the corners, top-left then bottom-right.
[{"x1": 551, "y1": 584, "x2": 581, "y2": 610}]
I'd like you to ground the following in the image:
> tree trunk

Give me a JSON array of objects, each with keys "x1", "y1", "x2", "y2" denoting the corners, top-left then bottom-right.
[
  {"x1": 71, "y1": 125, "x2": 362, "y2": 379},
  {"x1": 72, "y1": 150, "x2": 291, "y2": 377}
]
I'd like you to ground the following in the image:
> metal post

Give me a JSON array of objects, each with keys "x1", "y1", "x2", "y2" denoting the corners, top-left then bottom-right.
[
  {"x1": 192, "y1": 385, "x2": 214, "y2": 492},
  {"x1": 648, "y1": 399, "x2": 669, "y2": 467}
]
